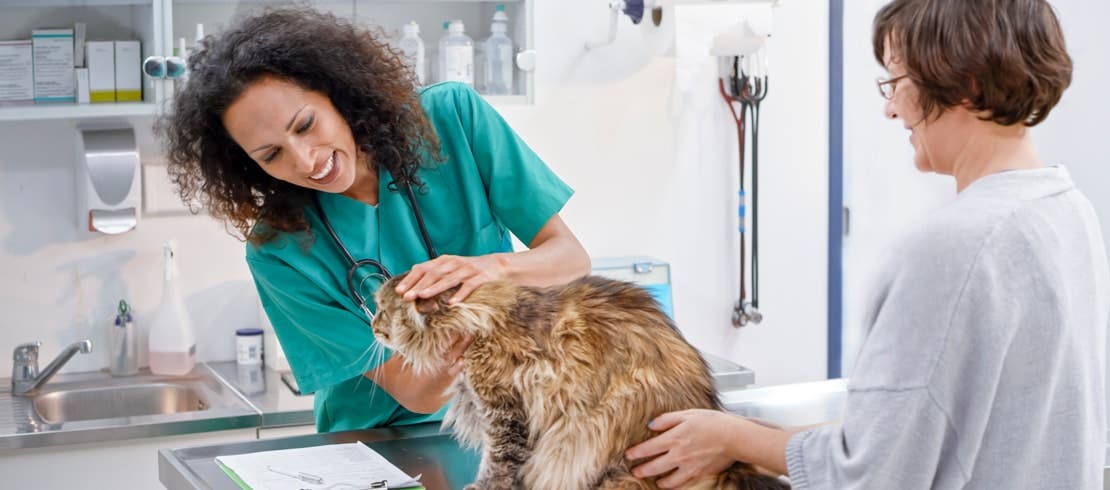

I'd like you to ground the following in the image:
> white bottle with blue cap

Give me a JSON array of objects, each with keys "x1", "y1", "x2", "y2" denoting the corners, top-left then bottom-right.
[{"x1": 482, "y1": 5, "x2": 514, "y2": 95}]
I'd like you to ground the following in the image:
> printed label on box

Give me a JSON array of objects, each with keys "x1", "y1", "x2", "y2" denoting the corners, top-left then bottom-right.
[
  {"x1": 32, "y1": 29, "x2": 76, "y2": 102},
  {"x1": 0, "y1": 40, "x2": 33, "y2": 103}
]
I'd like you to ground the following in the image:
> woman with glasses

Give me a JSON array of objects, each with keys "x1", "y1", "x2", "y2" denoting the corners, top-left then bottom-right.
[
  {"x1": 628, "y1": 0, "x2": 1109, "y2": 488},
  {"x1": 160, "y1": 8, "x2": 590, "y2": 432}
]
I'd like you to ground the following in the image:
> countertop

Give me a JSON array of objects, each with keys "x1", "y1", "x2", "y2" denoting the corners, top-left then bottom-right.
[
  {"x1": 0, "y1": 362, "x2": 312, "y2": 450},
  {"x1": 160, "y1": 378, "x2": 847, "y2": 490},
  {"x1": 161, "y1": 378, "x2": 1110, "y2": 490},
  {"x1": 0, "y1": 364, "x2": 261, "y2": 449},
  {"x1": 205, "y1": 361, "x2": 315, "y2": 428},
  {"x1": 0, "y1": 354, "x2": 751, "y2": 450},
  {"x1": 160, "y1": 422, "x2": 479, "y2": 490}
]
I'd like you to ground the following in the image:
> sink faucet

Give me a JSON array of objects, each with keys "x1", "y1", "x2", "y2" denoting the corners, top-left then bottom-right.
[{"x1": 11, "y1": 340, "x2": 93, "y2": 396}]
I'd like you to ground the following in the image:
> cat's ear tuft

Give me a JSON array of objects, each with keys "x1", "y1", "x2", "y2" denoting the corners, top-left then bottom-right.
[{"x1": 415, "y1": 297, "x2": 440, "y2": 315}]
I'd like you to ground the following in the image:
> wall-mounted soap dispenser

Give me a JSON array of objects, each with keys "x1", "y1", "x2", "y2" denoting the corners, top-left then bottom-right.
[{"x1": 75, "y1": 126, "x2": 142, "y2": 234}]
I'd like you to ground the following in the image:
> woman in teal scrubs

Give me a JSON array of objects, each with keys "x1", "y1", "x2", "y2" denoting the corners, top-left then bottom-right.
[{"x1": 161, "y1": 8, "x2": 590, "y2": 432}]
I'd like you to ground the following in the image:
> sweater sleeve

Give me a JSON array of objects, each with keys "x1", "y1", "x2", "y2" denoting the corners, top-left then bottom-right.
[{"x1": 785, "y1": 388, "x2": 967, "y2": 489}]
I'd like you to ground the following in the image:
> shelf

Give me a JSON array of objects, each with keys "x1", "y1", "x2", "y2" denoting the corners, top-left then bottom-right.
[
  {"x1": 173, "y1": 0, "x2": 520, "y2": 3},
  {"x1": 483, "y1": 94, "x2": 529, "y2": 106},
  {"x1": 0, "y1": 102, "x2": 159, "y2": 122},
  {"x1": 0, "y1": 0, "x2": 152, "y2": 6}
]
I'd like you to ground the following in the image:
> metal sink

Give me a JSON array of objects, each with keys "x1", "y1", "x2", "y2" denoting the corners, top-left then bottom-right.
[
  {"x1": 33, "y1": 382, "x2": 208, "y2": 424},
  {"x1": 0, "y1": 366, "x2": 262, "y2": 449}
]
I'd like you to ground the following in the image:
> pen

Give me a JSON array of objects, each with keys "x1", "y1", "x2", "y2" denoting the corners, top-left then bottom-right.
[{"x1": 266, "y1": 465, "x2": 324, "y2": 484}]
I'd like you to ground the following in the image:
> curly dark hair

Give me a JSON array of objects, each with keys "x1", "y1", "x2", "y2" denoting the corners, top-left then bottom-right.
[{"x1": 158, "y1": 6, "x2": 439, "y2": 244}]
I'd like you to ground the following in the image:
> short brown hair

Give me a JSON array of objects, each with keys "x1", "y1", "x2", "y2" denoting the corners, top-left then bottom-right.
[{"x1": 873, "y1": 0, "x2": 1072, "y2": 126}]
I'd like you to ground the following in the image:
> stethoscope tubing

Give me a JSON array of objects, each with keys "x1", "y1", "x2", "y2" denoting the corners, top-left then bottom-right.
[{"x1": 313, "y1": 181, "x2": 437, "y2": 311}]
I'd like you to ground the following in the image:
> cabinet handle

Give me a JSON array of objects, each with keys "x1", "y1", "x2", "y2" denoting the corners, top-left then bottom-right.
[{"x1": 515, "y1": 50, "x2": 537, "y2": 72}]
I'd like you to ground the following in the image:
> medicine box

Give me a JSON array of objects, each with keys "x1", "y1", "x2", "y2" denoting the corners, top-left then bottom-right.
[
  {"x1": 114, "y1": 41, "x2": 141, "y2": 102},
  {"x1": 32, "y1": 29, "x2": 75, "y2": 103},
  {"x1": 86, "y1": 41, "x2": 114, "y2": 103},
  {"x1": 0, "y1": 40, "x2": 33, "y2": 104}
]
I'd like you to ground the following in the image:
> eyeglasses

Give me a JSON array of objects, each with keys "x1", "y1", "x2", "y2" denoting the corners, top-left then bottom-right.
[{"x1": 876, "y1": 75, "x2": 908, "y2": 100}]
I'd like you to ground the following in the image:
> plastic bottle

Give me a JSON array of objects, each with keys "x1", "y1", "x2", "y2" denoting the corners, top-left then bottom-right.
[
  {"x1": 398, "y1": 21, "x2": 426, "y2": 86},
  {"x1": 433, "y1": 21, "x2": 449, "y2": 83},
  {"x1": 438, "y1": 20, "x2": 474, "y2": 86},
  {"x1": 108, "y1": 299, "x2": 139, "y2": 376},
  {"x1": 148, "y1": 241, "x2": 196, "y2": 376},
  {"x1": 482, "y1": 5, "x2": 514, "y2": 95}
]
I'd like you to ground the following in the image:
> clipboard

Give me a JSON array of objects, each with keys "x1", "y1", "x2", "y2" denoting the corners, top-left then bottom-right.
[{"x1": 215, "y1": 441, "x2": 423, "y2": 489}]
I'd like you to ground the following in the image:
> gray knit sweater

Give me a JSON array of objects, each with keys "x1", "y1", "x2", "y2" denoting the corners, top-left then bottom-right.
[{"x1": 787, "y1": 166, "x2": 1110, "y2": 489}]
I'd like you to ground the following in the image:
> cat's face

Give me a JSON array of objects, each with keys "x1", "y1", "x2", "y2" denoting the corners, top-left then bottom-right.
[{"x1": 371, "y1": 273, "x2": 491, "y2": 374}]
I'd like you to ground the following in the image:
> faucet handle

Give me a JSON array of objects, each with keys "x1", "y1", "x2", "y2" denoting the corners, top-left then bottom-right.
[{"x1": 13, "y1": 342, "x2": 41, "y2": 363}]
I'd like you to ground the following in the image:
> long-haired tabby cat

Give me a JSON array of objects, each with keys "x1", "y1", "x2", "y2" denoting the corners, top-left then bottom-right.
[{"x1": 371, "y1": 274, "x2": 788, "y2": 490}]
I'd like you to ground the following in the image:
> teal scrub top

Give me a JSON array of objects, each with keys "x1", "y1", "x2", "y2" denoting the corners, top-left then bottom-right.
[{"x1": 246, "y1": 82, "x2": 574, "y2": 433}]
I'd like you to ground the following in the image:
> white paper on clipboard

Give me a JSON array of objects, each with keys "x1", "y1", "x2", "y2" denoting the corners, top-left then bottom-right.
[{"x1": 215, "y1": 441, "x2": 422, "y2": 489}]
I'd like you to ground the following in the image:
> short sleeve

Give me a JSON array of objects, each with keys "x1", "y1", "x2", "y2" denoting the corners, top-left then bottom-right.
[
  {"x1": 249, "y1": 256, "x2": 390, "y2": 394},
  {"x1": 451, "y1": 84, "x2": 573, "y2": 245}
]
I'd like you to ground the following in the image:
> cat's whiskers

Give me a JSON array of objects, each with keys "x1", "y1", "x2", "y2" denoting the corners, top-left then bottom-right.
[{"x1": 352, "y1": 337, "x2": 392, "y2": 400}]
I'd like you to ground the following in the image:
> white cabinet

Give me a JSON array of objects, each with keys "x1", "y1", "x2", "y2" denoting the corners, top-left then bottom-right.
[
  {"x1": 0, "y1": 0, "x2": 163, "y2": 121},
  {"x1": 0, "y1": 0, "x2": 536, "y2": 123},
  {"x1": 0, "y1": 428, "x2": 256, "y2": 490}
]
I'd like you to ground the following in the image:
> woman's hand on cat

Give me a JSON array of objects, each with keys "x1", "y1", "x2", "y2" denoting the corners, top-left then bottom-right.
[
  {"x1": 396, "y1": 254, "x2": 507, "y2": 304},
  {"x1": 444, "y1": 334, "x2": 475, "y2": 376},
  {"x1": 625, "y1": 409, "x2": 745, "y2": 488}
]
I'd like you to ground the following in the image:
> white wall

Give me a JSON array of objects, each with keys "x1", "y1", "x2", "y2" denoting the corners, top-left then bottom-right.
[
  {"x1": 841, "y1": 1, "x2": 1110, "y2": 377},
  {"x1": 0, "y1": 0, "x2": 829, "y2": 388}
]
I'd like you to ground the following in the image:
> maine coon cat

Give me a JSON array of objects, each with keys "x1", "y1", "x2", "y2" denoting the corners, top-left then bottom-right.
[{"x1": 371, "y1": 274, "x2": 788, "y2": 490}]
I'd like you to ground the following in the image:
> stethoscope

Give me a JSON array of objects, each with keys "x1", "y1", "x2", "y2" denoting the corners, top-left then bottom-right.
[
  {"x1": 314, "y1": 182, "x2": 437, "y2": 317},
  {"x1": 720, "y1": 52, "x2": 768, "y2": 328}
]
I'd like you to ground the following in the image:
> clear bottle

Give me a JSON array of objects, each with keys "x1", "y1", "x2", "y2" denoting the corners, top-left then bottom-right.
[
  {"x1": 482, "y1": 5, "x2": 514, "y2": 95},
  {"x1": 433, "y1": 21, "x2": 449, "y2": 83},
  {"x1": 148, "y1": 241, "x2": 196, "y2": 376},
  {"x1": 438, "y1": 20, "x2": 474, "y2": 86},
  {"x1": 398, "y1": 21, "x2": 426, "y2": 86},
  {"x1": 108, "y1": 299, "x2": 138, "y2": 376}
]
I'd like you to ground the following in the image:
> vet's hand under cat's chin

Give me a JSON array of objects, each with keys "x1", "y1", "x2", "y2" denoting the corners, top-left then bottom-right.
[
  {"x1": 625, "y1": 409, "x2": 743, "y2": 489},
  {"x1": 444, "y1": 334, "x2": 475, "y2": 377},
  {"x1": 395, "y1": 254, "x2": 507, "y2": 304}
]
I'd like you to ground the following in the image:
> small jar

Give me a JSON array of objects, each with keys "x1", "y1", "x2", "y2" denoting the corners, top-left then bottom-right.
[{"x1": 235, "y1": 327, "x2": 263, "y2": 365}]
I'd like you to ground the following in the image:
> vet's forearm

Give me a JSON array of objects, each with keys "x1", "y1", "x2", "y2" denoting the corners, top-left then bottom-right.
[
  {"x1": 365, "y1": 355, "x2": 454, "y2": 413},
  {"x1": 495, "y1": 214, "x2": 589, "y2": 287}
]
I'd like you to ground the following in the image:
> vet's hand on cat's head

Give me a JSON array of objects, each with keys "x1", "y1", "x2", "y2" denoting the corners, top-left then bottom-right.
[
  {"x1": 372, "y1": 272, "x2": 487, "y2": 376},
  {"x1": 394, "y1": 254, "x2": 506, "y2": 305}
]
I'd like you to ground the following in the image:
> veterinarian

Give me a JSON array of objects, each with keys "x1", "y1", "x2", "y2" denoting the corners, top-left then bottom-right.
[
  {"x1": 627, "y1": 0, "x2": 1110, "y2": 488},
  {"x1": 161, "y1": 7, "x2": 589, "y2": 433}
]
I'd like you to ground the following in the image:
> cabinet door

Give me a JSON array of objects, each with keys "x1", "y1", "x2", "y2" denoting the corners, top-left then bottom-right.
[
  {"x1": 0, "y1": 428, "x2": 256, "y2": 490},
  {"x1": 0, "y1": 0, "x2": 164, "y2": 122}
]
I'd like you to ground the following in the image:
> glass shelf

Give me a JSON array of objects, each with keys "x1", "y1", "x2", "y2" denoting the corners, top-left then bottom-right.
[
  {"x1": 0, "y1": 103, "x2": 159, "y2": 122},
  {"x1": 0, "y1": 0, "x2": 153, "y2": 6}
]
